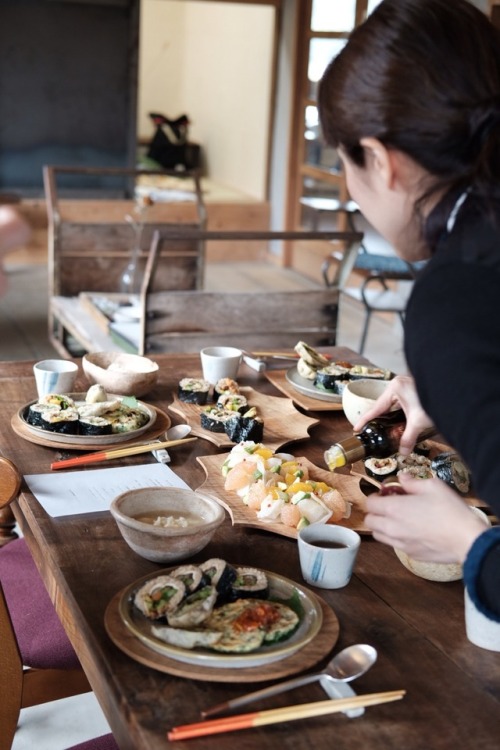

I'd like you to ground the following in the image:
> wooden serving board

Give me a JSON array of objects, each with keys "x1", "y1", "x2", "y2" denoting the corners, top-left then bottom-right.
[
  {"x1": 104, "y1": 590, "x2": 339, "y2": 683},
  {"x1": 265, "y1": 370, "x2": 344, "y2": 412},
  {"x1": 168, "y1": 387, "x2": 320, "y2": 451},
  {"x1": 196, "y1": 454, "x2": 369, "y2": 539},
  {"x1": 10, "y1": 406, "x2": 171, "y2": 452}
]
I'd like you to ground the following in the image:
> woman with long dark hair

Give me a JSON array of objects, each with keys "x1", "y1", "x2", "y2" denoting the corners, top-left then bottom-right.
[{"x1": 318, "y1": 0, "x2": 500, "y2": 619}]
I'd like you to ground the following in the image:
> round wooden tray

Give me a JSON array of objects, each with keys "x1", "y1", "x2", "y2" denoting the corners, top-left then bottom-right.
[
  {"x1": 11, "y1": 405, "x2": 171, "y2": 451},
  {"x1": 104, "y1": 590, "x2": 339, "y2": 683}
]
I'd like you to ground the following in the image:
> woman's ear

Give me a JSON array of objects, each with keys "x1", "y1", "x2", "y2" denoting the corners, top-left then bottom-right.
[{"x1": 360, "y1": 137, "x2": 397, "y2": 189}]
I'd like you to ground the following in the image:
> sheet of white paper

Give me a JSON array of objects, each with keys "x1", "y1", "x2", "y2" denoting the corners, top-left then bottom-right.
[{"x1": 24, "y1": 463, "x2": 191, "y2": 518}]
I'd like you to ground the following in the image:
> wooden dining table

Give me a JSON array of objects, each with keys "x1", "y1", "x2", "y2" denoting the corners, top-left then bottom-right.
[{"x1": 1, "y1": 349, "x2": 500, "y2": 750}]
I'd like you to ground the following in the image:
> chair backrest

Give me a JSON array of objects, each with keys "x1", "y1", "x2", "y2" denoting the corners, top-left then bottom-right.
[
  {"x1": 137, "y1": 229, "x2": 363, "y2": 354},
  {"x1": 43, "y1": 165, "x2": 206, "y2": 298}
]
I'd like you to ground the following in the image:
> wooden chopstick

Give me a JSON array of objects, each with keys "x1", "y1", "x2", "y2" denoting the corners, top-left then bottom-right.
[
  {"x1": 50, "y1": 437, "x2": 197, "y2": 471},
  {"x1": 167, "y1": 689, "x2": 406, "y2": 741}
]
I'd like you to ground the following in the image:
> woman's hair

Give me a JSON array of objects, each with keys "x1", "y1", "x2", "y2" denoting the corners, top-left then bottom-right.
[{"x1": 318, "y1": 0, "x2": 500, "y2": 219}]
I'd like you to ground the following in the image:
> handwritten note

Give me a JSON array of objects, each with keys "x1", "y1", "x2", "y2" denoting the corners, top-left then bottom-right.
[{"x1": 24, "y1": 463, "x2": 191, "y2": 518}]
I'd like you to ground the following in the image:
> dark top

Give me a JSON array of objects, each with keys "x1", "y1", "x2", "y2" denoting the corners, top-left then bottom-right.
[{"x1": 405, "y1": 191, "x2": 500, "y2": 620}]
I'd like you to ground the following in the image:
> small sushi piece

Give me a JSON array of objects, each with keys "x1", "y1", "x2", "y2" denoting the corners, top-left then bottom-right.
[
  {"x1": 151, "y1": 625, "x2": 222, "y2": 650},
  {"x1": 201, "y1": 407, "x2": 235, "y2": 433},
  {"x1": 40, "y1": 407, "x2": 80, "y2": 434},
  {"x1": 41, "y1": 393, "x2": 76, "y2": 410},
  {"x1": 106, "y1": 406, "x2": 149, "y2": 434},
  {"x1": 348, "y1": 365, "x2": 392, "y2": 380},
  {"x1": 231, "y1": 566, "x2": 269, "y2": 600},
  {"x1": 178, "y1": 378, "x2": 211, "y2": 405},
  {"x1": 85, "y1": 384, "x2": 108, "y2": 403},
  {"x1": 167, "y1": 585, "x2": 218, "y2": 628},
  {"x1": 169, "y1": 564, "x2": 207, "y2": 593},
  {"x1": 431, "y1": 452, "x2": 471, "y2": 495},
  {"x1": 213, "y1": 378, "x2": 240, "y2": 402},
  {"x1": 27, "y1": 402, "x2": 60, "y2": 427},
  {"x1": 314, "y1": 363, "x2": 351, "y2": 393},
  {"x1": 79, "y1": 416, "x2": 113, "y2": 436},
  {"x1": 199, "y1": 559, "x2": 237, "y2": 600},
  {"x1": 365, "y1": 456, "x2": 398, "y2": 480},
  {"x1": 224, "y1": 413, "x2": 264, "y2": 443},
  {"x1": 133, "y1": 575, "x2": 186, "y2": 620},
  {"x1": 216, "y1": 393, "x2": 248, "y2": 413}
]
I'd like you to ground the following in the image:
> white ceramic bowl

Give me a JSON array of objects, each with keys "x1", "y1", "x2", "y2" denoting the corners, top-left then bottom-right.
[
  {"x1": 82, "y1": 352, "x2": 159, "y2": 397},
  {"x1": 110, "y1": 487, "x2": 225, "y2": 563},
  {"x1": 341, "y1": 378, "x2": 391, "y2": 426},
  {"x1": 394, "y1": 507, "x2": 491, "y2": 582}
]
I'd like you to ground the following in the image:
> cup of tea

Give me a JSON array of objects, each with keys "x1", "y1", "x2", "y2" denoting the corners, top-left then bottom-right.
[
  {"x1": 464, "y1": 588, "x2": 500, "y2": 652},
  {"x1": 200, "y1": 346, "x2": 242, "y2": 384},
  {"x1": 298, "y1": 524, "x2": 361, "y2": 589},
  {"x1": 33, "y1": 359, "x2": 78, "y2": 399}
]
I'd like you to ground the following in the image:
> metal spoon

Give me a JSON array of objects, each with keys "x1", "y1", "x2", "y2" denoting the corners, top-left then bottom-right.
[
  {"x1": 165, "y1": 424, "x2": 192, "y2": 441},
  {"x1": 201, "y1": 643, "x2": 377, "y2": 718}
]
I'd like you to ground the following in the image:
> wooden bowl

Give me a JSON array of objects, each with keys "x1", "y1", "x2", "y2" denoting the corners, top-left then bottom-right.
[
  {"x1": 110, "y1": 487, "x2": 225, "y2": 563},
  {"x1": 82, "y1": 352, "x2": 159, "y2": 397}
]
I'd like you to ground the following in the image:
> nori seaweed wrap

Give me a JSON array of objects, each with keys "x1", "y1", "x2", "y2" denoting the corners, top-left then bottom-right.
[
  {"x1": 178, "y1": 378, "x2": 211, "y2": 404},
  {"x1": 314, "y1": 363, "x2": 351, "y2": 392},
  {"x1": 224, "y1": 414, "x2": 264, "y2": 443},
  {"x1": 201, "y1": 407, "x2": 235, "y2": 433},
  {"x1": 199, "y1": 559, "x2": 237, "y2": 602},
  {"x1": 364, "y1": 456, "x2": 398, "y2": 480},
  {"x1": 431, "y1": 452, "x2": 471, "y2": 495},
  {"x1": 216, "y1": 392, "x2": 248, "y2": 413},
  {"x1": 349, "y1": 365, "x2": 392, "y2": 380},
  {"x1": 27, "y1": 403, "x2": 60, "y2": 427},
  {"x1": 40, "y1": 407, "x2": 80, "y2": 434},
  {"x1": 230, "y1": 566, "x2": 269, "y2": 600},
  {"x1": 79, "y1": 416, "x2": 113, "y2": 436}
]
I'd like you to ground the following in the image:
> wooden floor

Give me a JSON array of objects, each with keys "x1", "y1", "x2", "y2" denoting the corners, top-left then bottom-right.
[{"x1": 0, "y1": 260, "x2": 406, "y2": 373}]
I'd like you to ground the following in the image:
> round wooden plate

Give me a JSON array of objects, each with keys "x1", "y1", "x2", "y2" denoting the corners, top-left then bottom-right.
[
  {"x1": 104, "y1": 589, "x2": 339, "y2": 683},
  {"x1": 11, "y1": 405, "x2": 171, "y2": 451}
]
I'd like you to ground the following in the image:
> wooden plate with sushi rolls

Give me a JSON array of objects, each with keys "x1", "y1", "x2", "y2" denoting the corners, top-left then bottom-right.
[
  {"x1": 12, "y1": 392, "x2": 170, "y2": 450},
  {"x1": 168, "y1": 386, "x2": 320, "y2": 451},
  {"x1": 104, "y1": 563, "x2": 340, "y2": 682}
]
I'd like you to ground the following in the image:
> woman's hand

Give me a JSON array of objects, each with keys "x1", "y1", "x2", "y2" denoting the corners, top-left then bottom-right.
[
  {"x1": 353, "y1": 374, "x2": 434, "y2": 455},
  {"x1": 365, "y1": 473, "x2": 487, "y2": 563}
]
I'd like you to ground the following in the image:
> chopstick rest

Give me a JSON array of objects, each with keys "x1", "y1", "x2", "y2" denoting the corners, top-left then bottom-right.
[
  {"x1": 50, "y1": 437, "x2": 197, "y2": 471},
  {"x1": 167, "y1": 689, "x2": 406, "y2": 741}
]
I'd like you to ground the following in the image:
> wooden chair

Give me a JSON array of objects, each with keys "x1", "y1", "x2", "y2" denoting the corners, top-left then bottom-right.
[
  {"x1": 43, "y1": 165, "x2": 206, "y2": 356},
  {"x1": 136, "y1": 228, "x2": 363, "y2": 354},
  {"x1": 0, "y1": 458, "x2": 91, "y2": 750},
  {"x1": 322, "y1": 249, "x2": 426, "y2": 354}
]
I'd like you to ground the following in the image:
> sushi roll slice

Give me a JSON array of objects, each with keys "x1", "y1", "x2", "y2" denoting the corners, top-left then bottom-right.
[
  {"x1": 26, "y1": 402, "x2": 60, "y2": 427},
  {"x1": 106, "y1": 406, "x2": 149, "y2": 434},
  {"x1": 224, "y1": 412, "x2": 264, "y2": 443},
  {"x1": 214, "y1": 378, "x2": 240, "y2": 401},
  {"x1": 79, "y1": 416, "x2": 113, "y2": 436},
  {"x1": 199, "y1": 559, "x2": 237, "y2": 601},
  {"x1": 231, "y1": 566, "x2": 269, "y2": 600},
  {"x1": 349, "y1": 365, "x2": 392, "y2": 380},
  {"x1": 200, "y1": 407, "x2": 235, "y2": 433},
  {"x1": 365, "y1": 456, "x2": 398, "y2": 480},
  {"x1": 178, "y1": 378, "x2": 211, "y2": 405},
  {"x1": 169, "y1": 564, "x2": 207, "y2": 594},
  {"x1": 431, "y1": 452, "x2": 471, "y2": 495},
  {"x1": 133, "y1": 575, "x2": 186, "y2": 620},
  {"x1": 216, "y1": 392, "x2": 248, "y2": 413},
  {"x1": 167, "y1": 585, "x2": 218, "y2": 628},
  {"x1": 314, "y1": 363, "x2": 351, "y2": 392},
  {"x1": 41, "y1": 393, "x2": 76, "y2": 410},
  {"x1": 40, "y1": 407, "x2": 80, "y2": 434}
]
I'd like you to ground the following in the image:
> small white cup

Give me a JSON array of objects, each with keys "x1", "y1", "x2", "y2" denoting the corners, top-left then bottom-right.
[
  {"x1": 464, "y1": 588, "x2": 500, "y2": 652},
  {"x1": 33, "y1": 359, "x2": 78, "y2": 399},
  {"x1": 298, "y1": 524, "x2": 361, "y2": 589},
  {"x1": 200, "y1": 346, "x2": 242, "y2": 384}
]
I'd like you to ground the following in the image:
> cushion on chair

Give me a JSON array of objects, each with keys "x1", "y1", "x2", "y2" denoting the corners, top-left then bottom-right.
[
  {"x1": 0, "y1": 538, "x2": 80, "y2": 670},
  {"x1": 65, "y1": 734, "x2": 118, "y2": 750}
]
